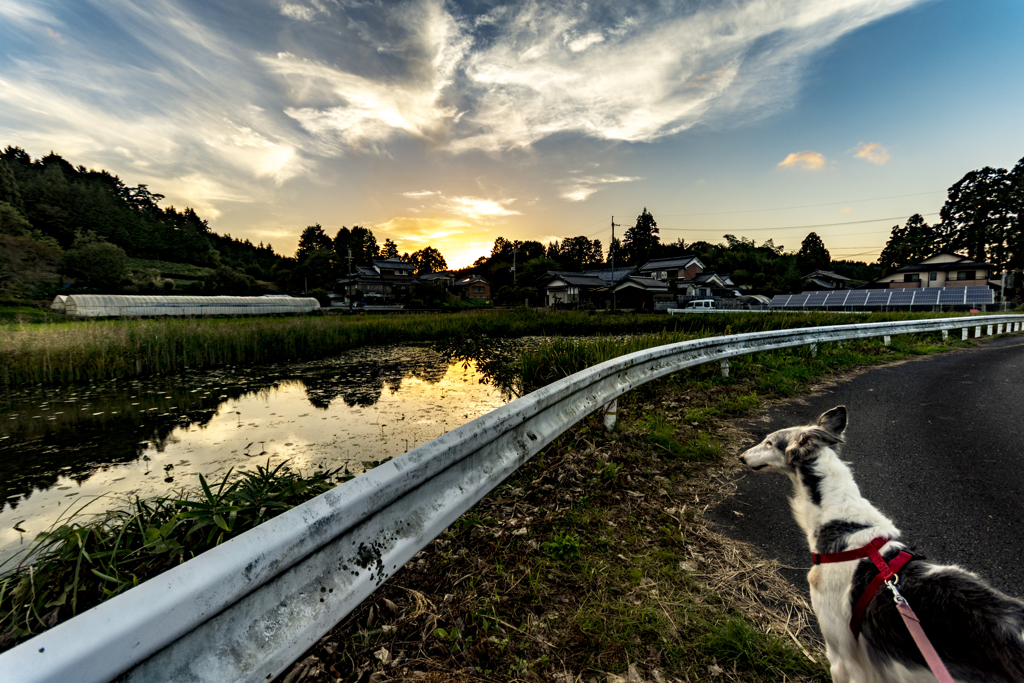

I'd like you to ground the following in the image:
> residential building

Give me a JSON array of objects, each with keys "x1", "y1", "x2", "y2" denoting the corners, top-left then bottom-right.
[
  {"x1": 336, "y1": 258, "x2": 418, "y2": 303},
  {"x1": 803, "y1": 269, "x2": 854, "y2": 290},
  {"x1": 872, "y1": 252, "x2": 994, "y2": 289},
  {"x1": 637, "y1": 256, "x2": 705, "y2": 282},
  {"x1": 611, "y1": 276, "x2": 671, "y2": 310},
  {"x1": 454, "y1": 275, "x2": 491, "y2": 299},
  {"x1": 540, "y1": 267, "x2": 636, "y2": 307}
]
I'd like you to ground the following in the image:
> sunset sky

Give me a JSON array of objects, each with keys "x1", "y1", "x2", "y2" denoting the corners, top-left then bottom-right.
[{"x1": 1, "y1": 0, "x2": 1022, "y2": 269}]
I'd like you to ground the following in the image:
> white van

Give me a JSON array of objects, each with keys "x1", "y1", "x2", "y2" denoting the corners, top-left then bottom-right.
[{"x1": 684, "y1": 299, "x2": 716, "y2": 310}]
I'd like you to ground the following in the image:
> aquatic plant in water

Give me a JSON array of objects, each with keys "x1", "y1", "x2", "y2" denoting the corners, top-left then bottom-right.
[{"x1": 0, "y1": 461, "x2": 344, "y2": 652}]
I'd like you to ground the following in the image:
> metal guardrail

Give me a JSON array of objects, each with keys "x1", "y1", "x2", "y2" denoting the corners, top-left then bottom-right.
[{"x1": 2, "y1": 315, "x2": 1021, "y2": 683}]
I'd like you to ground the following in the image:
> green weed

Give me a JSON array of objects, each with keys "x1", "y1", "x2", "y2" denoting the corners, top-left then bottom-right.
[
  {"x1": 542, "y1": 532, "x2": 582, "y2": 561},
  {"x1": 703, "y1": 616, "x2": 827, "y2": 679}
]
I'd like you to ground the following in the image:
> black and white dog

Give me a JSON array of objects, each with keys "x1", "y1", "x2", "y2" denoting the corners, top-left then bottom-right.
[{"x1": 740, "y1": 406, "x2": 1024, "y2": 683}]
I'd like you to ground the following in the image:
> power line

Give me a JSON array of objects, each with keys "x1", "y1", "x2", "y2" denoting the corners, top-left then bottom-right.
[
  {"x1": 652, "y1": 190, "x2": 945, "y2": 217},
  {"x1": 571, "y1": 189, "x2": 945, "y2": 237},
  {"x1": 658, "y1": 212, "x2": 940, "y2": 233}
]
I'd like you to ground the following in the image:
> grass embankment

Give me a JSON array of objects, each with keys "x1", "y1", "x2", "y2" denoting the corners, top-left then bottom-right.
[{"x1": 0, "y1": 309, "x2": 984, "y2": 388}]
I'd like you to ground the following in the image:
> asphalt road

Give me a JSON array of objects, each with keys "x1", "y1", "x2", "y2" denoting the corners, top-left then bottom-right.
[{"x1": 708, "y1": 334, "x2": 1024, "y2": 598}]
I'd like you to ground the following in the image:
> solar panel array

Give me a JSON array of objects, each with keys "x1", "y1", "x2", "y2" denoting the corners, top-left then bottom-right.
[{"x1": 768, "y1": 286, "x2": 992, "y2": 308}]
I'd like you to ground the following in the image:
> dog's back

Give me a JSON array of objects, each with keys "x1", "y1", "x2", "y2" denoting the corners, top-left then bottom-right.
[{"x1": 854, "y1": 546, "x2": 1024, "y2": 682}]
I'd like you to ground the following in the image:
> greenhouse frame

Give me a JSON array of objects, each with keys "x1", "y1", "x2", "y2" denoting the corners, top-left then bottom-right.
[{"x1": 57, "y1": 295, "x2": 320, "y2": 317}]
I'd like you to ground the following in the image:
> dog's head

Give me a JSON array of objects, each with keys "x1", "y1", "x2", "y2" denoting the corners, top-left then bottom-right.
[{"x1": 740, "y1": 406, "x2": 847, "y2": 473}]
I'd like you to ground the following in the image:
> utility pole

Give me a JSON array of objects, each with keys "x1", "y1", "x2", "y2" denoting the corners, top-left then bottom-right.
[
  {"x1": 1001, "y1": 268, "x2": 1007, "y2": 311},
  {"x1": 611, "y1": 216, "x2": 622, "y2": 310},
  {"x1": 513, "y1": 245, "x2": 517, "y2": 287},
  {"x1": 347, "y1": 248, "x2": 354, "y2": 310}
]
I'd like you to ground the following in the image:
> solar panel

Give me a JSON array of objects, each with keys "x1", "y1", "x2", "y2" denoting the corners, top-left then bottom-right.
[
  {"x1": 965, "y1": 286, "x2": 993, "y2": 303},
  {"x1": 939, "y1": 288, "x2": 965, "y2": 304},
  {"x1": 865, "y1": 290, "x2": 891, "y2": 305},
  {"x1": 823, "y1": 291, "x2": 848, "y2": 306},
  {"x1": 888, "y1": 290, "x2": 915, "y2": 305},
  {"x1": 844, "y1": 291, "x2": 869, "y2": 305},
  {"x1": 768, "y1": 295, "x2": 790, "y2": 307},
  {"x1": 786, "y1": 294, "x2": 809, "y2": 308},
  {"x1": 914, "y1": 289, "x2": 939, "y2": 304},
  {"x1": 805, "y1": 292, "x2": 828, "y2": 306}
]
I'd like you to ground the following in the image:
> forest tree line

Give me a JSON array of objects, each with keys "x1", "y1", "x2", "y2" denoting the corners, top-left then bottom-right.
[{"x1": 2, "y1": 144, "x2": 1021, "y2": 303}]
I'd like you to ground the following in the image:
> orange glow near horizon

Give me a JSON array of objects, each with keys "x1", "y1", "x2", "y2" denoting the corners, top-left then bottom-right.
[{"x1": 374, "y1": 216, "x2": 502, "y2": 270}]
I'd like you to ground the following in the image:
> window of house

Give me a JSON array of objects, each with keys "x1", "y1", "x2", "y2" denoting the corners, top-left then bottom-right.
[
  {"x1": 957, "y1": 271, "x2": 975, "y2": 281},
  {"x1": 472, "y1": 285, "x2": 484, "y2": 293},
  {"x1": 929, "y1": 272, "x2": 937, "y2": 281},
  {"x1": 903, "y1": 273, "x2": 920, "y2": 282}
]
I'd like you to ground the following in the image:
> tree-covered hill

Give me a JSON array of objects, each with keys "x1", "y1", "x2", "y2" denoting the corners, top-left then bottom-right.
[{"x1": 0, "y1": 146, "x2": 286, "y2": 300}]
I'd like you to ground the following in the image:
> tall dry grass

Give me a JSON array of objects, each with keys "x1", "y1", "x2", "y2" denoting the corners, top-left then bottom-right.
[{"x1": 0, "y1": 309, "x2": 977, "y2": 387}]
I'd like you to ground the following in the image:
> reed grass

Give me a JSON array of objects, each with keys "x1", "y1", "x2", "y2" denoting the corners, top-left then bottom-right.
[
  {"x1": 0, "y1": 461, "x2": 343, "y2": 652},
  {"x1": 0, "y1": 309, "x2": 984, "y2": 388}
]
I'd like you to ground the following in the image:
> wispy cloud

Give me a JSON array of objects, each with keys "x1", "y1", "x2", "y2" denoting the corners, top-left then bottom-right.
[
  {"x1": 0, "y1": 0, "x2": 925, "y2": 252},
  {"x1": 449, "y1": 0, "x2": 923, "y2": 151},
  {"x1": 402, "y1": 190, "x2": 439, "y2": 198},
  {"x1": 850, "y1": 141, "x2": 891, "y2": 165},
  {"x1": 561, "y1": 174, "x2": 643, "y2": 202},
  {"x1": 777, "y1": 150, "x2": 828, "y2": 170},
  {"x1": 442, "y1": 196, "x2": 520, "y2": 219}
]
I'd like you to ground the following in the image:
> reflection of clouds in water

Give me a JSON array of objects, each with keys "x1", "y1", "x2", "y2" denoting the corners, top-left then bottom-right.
[
  {"x1": 0, "y1": 343, "x2": 501, "y2": 511},
  {"x1": 0, "y1": 346, "x2": 507, "y2": 564}
]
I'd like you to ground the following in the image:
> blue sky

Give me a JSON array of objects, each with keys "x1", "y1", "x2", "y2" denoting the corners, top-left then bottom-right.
[{"x1": 1, "y1": 0, "x2": 1021, "y2": 268}]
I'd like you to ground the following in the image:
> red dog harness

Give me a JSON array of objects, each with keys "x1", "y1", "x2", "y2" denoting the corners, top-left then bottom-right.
[
  {"x1": 812, "y1": 537, "x2": 954, "y2": 683},
  {"x1": 812, "y1": 536, "x2": 913, "y2": 637}
]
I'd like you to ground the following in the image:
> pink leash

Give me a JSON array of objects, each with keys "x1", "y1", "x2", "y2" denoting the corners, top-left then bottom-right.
[{"x1": 813, "y1": 537, "x2": 955, "y2": 683}]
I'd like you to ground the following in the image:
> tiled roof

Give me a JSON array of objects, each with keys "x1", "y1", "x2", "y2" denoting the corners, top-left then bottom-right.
[{"x1": 638, "y1": 256, "x2": 701, "y2": 270}]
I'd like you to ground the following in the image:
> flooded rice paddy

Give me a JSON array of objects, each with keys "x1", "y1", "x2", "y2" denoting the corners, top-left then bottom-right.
[{"x1": 0, "y1": 343, "x2": 512, "y2": 564}]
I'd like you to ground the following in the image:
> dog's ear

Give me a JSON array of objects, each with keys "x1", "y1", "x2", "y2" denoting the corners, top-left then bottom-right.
[
  {"x1": 785, "y1": 427, "x2": 842, "y2": 465},
  {"x1": 817, "y1": 406, "x2": 847, "y2": 437}
]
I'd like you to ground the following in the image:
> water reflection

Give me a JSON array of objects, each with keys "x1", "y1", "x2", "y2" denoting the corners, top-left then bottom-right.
[{"x1": 0, "y1": 344, "x2": 509, "y2": 562}]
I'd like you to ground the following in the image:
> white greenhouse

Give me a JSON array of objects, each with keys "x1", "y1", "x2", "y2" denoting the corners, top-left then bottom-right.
[
  {"x1": 50, "y1": 295, "x2": 68, "y2": 312},
  {"x1": 57, "y1": 295, "x2": 320, "y2": 318}
]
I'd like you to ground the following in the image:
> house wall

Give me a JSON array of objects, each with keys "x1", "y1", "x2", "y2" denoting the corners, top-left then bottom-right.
[
  {"x1": 683, "y1": 263, "x2": 703, "y2": 280},
  {"x1": 876, "y1": 269, "x2": 988, "y2": 288},
  {"x1": 468, "y1": 283, "x2": 490, "y2": 299}
]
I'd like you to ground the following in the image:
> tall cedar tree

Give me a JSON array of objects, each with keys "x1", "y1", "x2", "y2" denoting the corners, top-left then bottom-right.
[
  {"x1": 295, "y1": 223, "x2": 333, "y2": 262},
  {"x1": 796, "y1": 232, "x2": 831, "y2": 273},
  {"x1": 878, "y1": 214, "x2": 937, "y2": 274},
  {"x1": 622, "y1": 208, "x2": 659, "y2": 266}
]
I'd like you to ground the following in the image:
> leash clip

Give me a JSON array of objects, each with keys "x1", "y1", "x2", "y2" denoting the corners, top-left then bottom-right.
[{"x1": 884, "y1": 575, "x2": 908, "y2": 606}]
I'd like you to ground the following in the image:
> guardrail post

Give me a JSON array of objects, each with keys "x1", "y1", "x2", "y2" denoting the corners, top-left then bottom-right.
[
  {"x1": 941, "y1": 329, "x2": 948, "y2": 340},
  {"x1": 987, "y1": 324, "x2": 994, "y2": 336},
  {"x1": 883, "y1": 335, "x2": 891, "y2": 346},
  {"x1": 720, "y1": 359, "x2": 730, "y2": 377},
  {"x1": 603, "y1": 399, "x2": 618, "y2": 432},
  {"x1": 962, "y1": 328, "x2": 968, "y2": 340},
  {"x1": 997, "y1": 323, "x2": 1004, "y2": 334},
  {"x1": 975, "y1": 325, "x2": 981, "y2": 338},
  {"x1": 808, "y1": 343, "x2": 818, "y2": 357}
]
